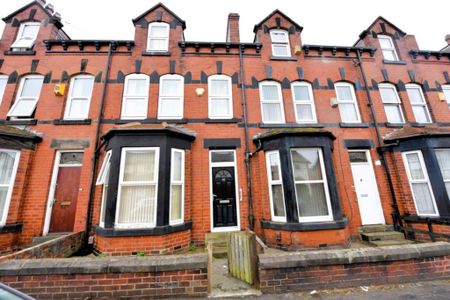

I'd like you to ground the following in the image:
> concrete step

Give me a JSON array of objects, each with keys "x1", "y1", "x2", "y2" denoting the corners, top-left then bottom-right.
[
  {"x1": 370, "y1": 239, "x2": 416, "y2": 247},
  {"x1": 360, "y1": 231, "x2": 405, "y2": 242},
  {"x1": 359, "y1": 224, "x2": 394, "y2": 234},
  {"x1": 206, "y1": 233, "x2": 230, "y2": 258}
]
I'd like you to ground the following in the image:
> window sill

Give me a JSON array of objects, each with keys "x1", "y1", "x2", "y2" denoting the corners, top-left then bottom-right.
[
  {"x1": 94, "y1": 221, "x2": 192, "y2": 237},
  {"x1": 142, "y1": 51, "x2": 171, "y2": 56},
  {"x1": 261, "y1": 218, "x2": 347, "y2": 231},
  {"x1": 205, "y1": 118, "x2": 240, "y2": 124},
  {"x1": 386, "y1": 122, "x2": 405, "y2": 128},
  {"x1": 0, "y1": 223, "x2": 23, "y2": 234},
  {"x1": 270, "y1": 56, "x2": 298, "y2": 61},
  {"x1": 339, "y1": 122, "x2": 370, "y2": 128},
  {"x1": 410, "y1": 122, "x2": 427, "y2": 128},
  {"x1": 383, "y1": 59, "x2": 407, "y2": 65},
  {"x1": 3, "y1": 119, "x2": 37, "y2": 126},
  {"x1": 4, "y1": 50, "x2": 36, "y2": 56},
  {"x1": 53, "y1": 119, "x2": 92, "y2": 125}
]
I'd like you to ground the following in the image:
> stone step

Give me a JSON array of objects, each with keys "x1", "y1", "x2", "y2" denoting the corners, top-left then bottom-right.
[
  {"x1": 359, "y1": 224, "x2": 394, "y2": 234},
  {"x1": 360, "y1": 231, "x2": 405, "y2": 242},
  {"x1": 206, "y1": 233, "x2": 231, "y2": 258},
  {"x1": 369, "y1": 239, "x2": 416, "y2": 247}
]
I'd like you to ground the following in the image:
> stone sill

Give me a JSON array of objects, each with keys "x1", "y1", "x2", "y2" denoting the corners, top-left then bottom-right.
[
  {"x1": 259, "y1": 242, "x2": 450, "y2": 270},
  {"x1": 0, "y1": 252, "x2": 207, "y2": 276},
  {"x1": 383, "y1": 59, "x2": 407, "y2": 65},
  {"x1": 142, "y1": 51, "x2": 171, "y2": 56},
  {"x1": 261, "y1": 218, "x2": 347, "y2": 231},
  {"x1": 53, "y1": 119, "x2": 92, "y2": 125},
  {"x1": 0, "y1": 223, "x2": 23, "y2": 234},
  {"x1": 4, "y1": 50, "x2": 36, "y2": 56}
]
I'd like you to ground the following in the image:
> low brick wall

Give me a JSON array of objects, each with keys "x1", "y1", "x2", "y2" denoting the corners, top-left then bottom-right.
[
  {"x1": 0, "y1": 253, "x2": 208, "y2": 299},
  {"x1": 259, "y1": 242, "x2": 450, "y2": 293},
  {"x1": 0, "y1": 231, "x2": 85, "y2": 263}
]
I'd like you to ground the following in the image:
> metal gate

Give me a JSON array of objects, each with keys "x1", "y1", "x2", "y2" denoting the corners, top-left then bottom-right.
[{"x1": 227, "y1": 230, "x2": 258, "y2": 285}]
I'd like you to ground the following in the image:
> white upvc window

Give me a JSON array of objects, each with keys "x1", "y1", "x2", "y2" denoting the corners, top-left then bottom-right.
[
  {"x1": 378, "y1": 35, "x2": 399, "y2": 61},
  {"x1": 270, "y1": 30, "x2": 291, "y2": 57},
  {"x1": 7, "y1": 75, "x2": 44, "y2": 118},
  {"x1": 290, "y1": 148, "x2": 333, "y2": 222},
  {"x1": 64, "y1": 75, "x2": 94, "y2": 120},
  {"x1": 335, "y1": 82, "x2": 361, "y2": 123},
  {"x1": 121, "y1": 74, "x2": 149, "y2": 120},
  {"x1": 265, "y1": 151, "x2": 286, "y2": 222},
  {"x1": 158, "y1": 74, "x2": 184, "y2": 119},
  {"x1": 208, "y1": 75, "x2": 233, "y2": 119},
  {"x1": 0, "y1": 75, "x2": 8, "y2": 105},
  {"x1": 259, "y1": 81, "x2": 285, "y2": 124},
  {"x1": 11, "y1": 22, "x2": 40, "y2": 50},
  {"x1": 291, "y1": 81, "x2": 317, "y2": 123},
  {"x1": 169, "y1": 149, "x2": 185, "y2": 225},
  {"x1": 435, "y1": 149, "x2": 450, "y2": 201},
  {"x1": 97, "y1": 151, "x2": 111, "y2": 228},
  {"x1": 379, "y1": 83, "x2": 404, "y2": 123},
  {"x1": 115, "y1": 148, "x2": 159, "y2": 228},
  {"x1": 442, "y1": 85, "x2": 450, "y2": 107},
  {"x1": 406, "y1": 84, "x2": 432, "y2": 124},
  {"x1": 0, "y1": 149, "x2": 20, "y2": 227},
  {"x1": 147, "y1": 22, "x2": 169, "y2": 52},
  {"x1": 402, "y1": 150, "x2": 439, "y2": 216}
]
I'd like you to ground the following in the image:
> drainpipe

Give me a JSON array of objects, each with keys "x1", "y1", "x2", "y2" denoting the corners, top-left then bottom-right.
[
  {"x1": 239, "y1": 45, "x2": 255, "y2": 231},
  {"x1": 356, "y1": 50, "x2": 402, "y2": 230},
  {"x1": 84, "y1": 43, "x2": 113, "y2": 250}
]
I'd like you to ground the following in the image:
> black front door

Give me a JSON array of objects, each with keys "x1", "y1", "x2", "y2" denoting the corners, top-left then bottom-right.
[{"x1": 212, "y1": 167, "x2": 238, "y2": 228}]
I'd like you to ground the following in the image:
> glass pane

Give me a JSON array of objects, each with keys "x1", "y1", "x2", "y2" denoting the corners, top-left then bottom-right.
[
  {"x1": 149, "y1": 38, "x2": 167, "y2": 50},
  {"x1": 406, "y1": 153, "x2": 424, "y2": 180},
  {"x1": 293, "y1": 85, "x2": 310, "y2": 101},
  {"x1": 296, "y1": 104, "x2": 314, "y2": 121},
  {"x1": 445, "y1": 183, "x2": 450, "y2": 201},
  {"x1": 9, "y1": 99, "x2": 36, "y2": 116},
  {"x1": 68, "y1": 99, "x2": 89, "y2": 118},
  {"x1": 170, "y1": 185, "x2": 182, "y2": 221},
  {"x1": 339, "y1": 103, "x2": 358, "y2": 122},
  {"x1": 100, "y1": 182, "x2": 108, "y2": 225},
  {"x1": 161, "y1": 79, "x2": 181, "y2": 96},
  {"x1": 211, "y1": 151, "x2": 234, "y2": 163},
  {"x1": 126, "y1": 79, "x2": 147, "y2": 95},
  {"x1": 272, "y1": 185, "x2": 285, "y2": 218},
  {"x1": 291, "y1": 149, "x2": 323, "y2": 181},
  {"x1": 22, "y1": 24, "x2": 39, "y2": 39},
  {"x1": 0, "y1": 151, "x2": 16, "y2": 185},
  {"x1": 60, "y1": 152, "x2": 83, "y2": 165},
  {"x1": 0, "y1": 187, "x2": 7, "y2": 220},
  {"x1": 443, "y1": 88, "x2": 450, "y2": 103},
  {"x1": 261, "y1": 85, "x2": 279, "y2": 100},
  {"x1": 210, "y1": 98, "x2": 230, "y2": 116},
  {"x1": 436, "y1": 150, "x2": 450, "y2": 180},
  {"x1": 0, "y1": 77, "x2": 7, "y2": 101},
  {"x1": 382, "y1": 50, "x2": 397, "y2": 61},
  {"x1": 150, "y1": 25, "x2": 167, "y2": 37},
  {"x1": 385, "y1": 105, "x2": 403, "y2": 123},
  {"x1": 336, "y1": 86, "x2": 353, "y2": 100},
  {"x1": 160, "y1": 98, "x2": 182, "y2": 116},
  {"x1": 172, "y1": 151, "x2": 183, "y2": 181},
  {"x1": 123, "y1": 98, "x2": 147, "y2": 117},
  {"x1": 407, "y1": 87, "x2": 424, "y2": 104},
  {"x1": 271, "y1": 32, "x2": 288, "y2": 42},
  {"x1": 118, "y1": 185, "x2": 156, "y2": 224},
  {"x1": 269, "y1": 153, "x2": 280, "y2": 181},
  {"x1": 380, "y1": 86, "x2": 397, "y2": 103},
  {"x1": 412, "y1": 106, "x2": 430, "y2": 123},
  {"x1": 20, "y1": 77, "x2": 43, "y2": 98},
  {"x1": 262, "y1": 103, "x2": 282, "y2": 122},
  {"x1": 379, "y1": 37, "x2": 393, "y2": 49},
  {"x1": 123, "y1": 150, "x2": 155, "y2": 181},
  {"x1": 349, "y1": 151, "x2": 368, "y2": 163},
  {"x1": 71, "y1": 78, "x2": 94, "y2": 98},
  {"x1": 296, "y1": 183, "x2": 329, "y2": 217},
  {"x1": 412, "y1": 183, "x2": 436, "y2": 215},
  {"x1": 273, "y1": 45, "x2": 289, "y2": 56},
  {"x1": 210, "y1": 79, "x2": 229, "y2": 96}
]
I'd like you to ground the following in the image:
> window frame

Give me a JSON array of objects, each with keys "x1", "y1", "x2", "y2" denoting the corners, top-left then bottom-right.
[
  {"x1": 121, "y1": 74, "x2": 150, "y2": 120},
  {"x1": 97, "y1": 151, "x2": 111, "y2": 228},
  {"x1": 259, "y1": 81, "x2": 285, "y2": 124},
  {"x1": 147, "y1": 22, "x2": 170, "y2": 52},
  {"x1": 0, "y1": 149, "x2": 21, "y2": 227},
  {"x1": 7, "y1": 74, "x2": 44, "y2": 118},
  {"x1": 208, "y1": 74, "x2": 233, "y2": 119},
  {"x1": 378, "y1": 35, "x2": 399, "y2": 61},
  {"x1": 158, "y1": 74, "x2": 184, "y2": 119},
  {"x1": 63, "y1": 75, "x2": 95, "y2": 120},
  {"x1": 115, "y1": 147, "x2": 160, "y2": 229},
  {"x1": 169, "y1": 149, "x2": 185, "y2": 225},
  {"x1": 442, "y1": 84, "x2": 450, "y2": 107},
  {"x1": 0, "y1": 75, "x2": 8, "y2": 106},
  {"x1": 405, "y1": 84, "x2": 432, "y2": 124},
  {"x1": 378, "y1": 83, "x2": 405, "y2": 124},
  {"x1": 269, "y1": 29, "x2": 291, "y2": 57},
  {"x1": 402, "y1": 150, "x2": 439, "y2": 217},
  {"x1": 265, "y1": 151, "x2": 287, "y2": 223},
  {"x1": 435, "y1": 149, "x2": 450, "y2": 201},
  {"x1": 11, "y1": 22, "x2": 40, "y2": 50},
  {"x1": 334, "y1": 82, "x2": 361, "y2": 123},
  {"x1": 291, "y1": 81, "x2": 317, "y2": 123},
  {"x1": 290, "y1": 148, "x2": 333, "y2": 223}
]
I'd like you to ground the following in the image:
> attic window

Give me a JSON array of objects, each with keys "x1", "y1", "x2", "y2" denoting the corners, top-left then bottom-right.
[
  {"x1": 11, "y1": 22, "x2": 40, "y2": 51},
  {"x1": 378, "y1": 35, "x2": 399, "y2": 61},
  {"x1": 147, "y1": 22, "x2": 169, "y2": 52},
  {"x1": 270, "y1": 29, "x2": 291, "y2": 57}
]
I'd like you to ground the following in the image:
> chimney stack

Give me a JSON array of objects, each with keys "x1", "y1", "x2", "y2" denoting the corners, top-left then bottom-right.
[
  {"x1": 226, "y1": 13, "x2": 240, "y2": 43},
  {"x1": 446, "y1": 34, "x2": 450, "y2": 45}
]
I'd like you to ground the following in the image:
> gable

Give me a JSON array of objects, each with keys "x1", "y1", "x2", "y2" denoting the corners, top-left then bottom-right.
[
  {"x1": 253, "y1": 9, "x2": 303, "y2": 34},
  {"x1": 359, "y1": 16, "x2": 406, "y2": 40},
  {"x1": 2, "y1": 0, "x2": 63, "y2": 29},
  {"x1": 132, "y1": 2, "x2": 186, "y2": 29}
]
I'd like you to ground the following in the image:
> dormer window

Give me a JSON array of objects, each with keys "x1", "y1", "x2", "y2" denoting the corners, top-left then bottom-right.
[
  {"x1": 378, "y1": 35, "x2": 399, "y2": 61},
  {"x1": 147, "y1": 22, "x2": 169, "y2": 52},
  {"x1": 11, "y1": 22, "x2": 40, "y2": 51},
  {"x1": 270, "y1": 30, "x2": 291, "y2": 57}
]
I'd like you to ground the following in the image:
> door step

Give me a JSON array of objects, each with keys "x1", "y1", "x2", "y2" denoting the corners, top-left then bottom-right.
[
  {"x1": 359, "y1": 225, "x2": 415, "y2": 247},
  {"x1": 206, "y1": 233, "x2": 230, "y2": 258},
  {"x1": 359, "y1": 224, "x2": 394, "y2": 233}
]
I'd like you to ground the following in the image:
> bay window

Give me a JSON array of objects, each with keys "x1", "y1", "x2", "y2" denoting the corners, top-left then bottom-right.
[
  {"x1": 121, "y1": 74, "x2": 149, "y2": 120},
  {"x1": 0, "y1": 150, "x2": 20, "y2": 227},
  {"x1": 435, "y1": 149, "x2": 450, "y2": 200},
  {"x1": 291, "y1": 81, "x2": 317, "y2": 123},
  {"x1": 259, "y1": 81, "x2": 285, "y2": 123},
  {"x1": 158, "y1": 74, "x2": 184, "y2": 119},
  {"x1": 335, "y1": 82, "x2": 361, "y2": 123},
  {"x1": 169, "y1": 149, "x2": 185, "y2": 225},
  {"x1": 11, "y1": 22, "x2": 40, "y2": 51},
  {"x1": 147, "y1": 22, "x2": 169, "y2": 52},
  {"x1": 0, "y1": 75, "x2": 7, "y2": 105},
  {"x1": 379, "y1": 83, "x2": 404, "y2": 123},
  {"x1": 265, "y1": 151, "x2": 286, "y2": 222},
  {"x1": 7, "y1": 75, "x2": 44, "y2": 118},
  {"x1": 406, "y1": 84, "x2": 432, "y2": 123},
  {"x1": 270, "y1": 30, "x2": 291, "y2": 57},
  {"x1": 97, "y1": 151, "x2": 111, "y2": 228},
  {"x1": 64, "y1": 75, "x2": 95, "y2": 120},
  {"x1": 208, "y1": 75, "x2": 233, "y2": 119}
]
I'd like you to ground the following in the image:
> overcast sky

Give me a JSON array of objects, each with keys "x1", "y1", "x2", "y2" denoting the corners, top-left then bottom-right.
[{"x1": 1, "y1": 0, "x2": 449, "y2": 50}]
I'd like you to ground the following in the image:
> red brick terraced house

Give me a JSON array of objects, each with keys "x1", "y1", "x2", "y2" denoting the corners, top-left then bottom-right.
[{"x1": 0, "y1": 0, "x2": 450, "y2": 256}]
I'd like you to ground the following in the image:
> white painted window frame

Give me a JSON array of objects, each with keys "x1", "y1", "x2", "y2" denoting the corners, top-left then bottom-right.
[
  {"x1": 208, "y1": 74, "x2": 233, "y2": 119},
  {"x1": 402, "y1": 150, "x2": 439, "y2": 217},
  {"x1": 64, "y1": 75, "x2": 95, "y2": 120},
  {"x1": 291, "y1": 81, "x2": 317, "y2": 123},
  {"x1": 121, "y1": 73, "x2": 149, "y2": 120},
  {"x1": 97, "y1": 151, "x2": 112, "y2": 228},
  {"x1": 379, "y1": 83, "x2": 405, "y2": 123},
  {"x1": 259, "y1": 81, "x2": 285, "y2": 124},
  {"x1": 169, "y1": 149, "x2": 185, "y2": 225},
  {"x1": 270, "y1": 29, "x2": 291, "y2": 57},
  {"x1": 115, "y1": 147, "x2": 160, "y2": 229},
  {"x1": 158, "y1": 74, "x2": 184, "y2": 119},
  {"x1": 442, "y1": 84, "x2": 450, "y2": 107},
  {"x1": 265, "y1": 151, "x2": 287, "y2": 223},
  {"x1": 334, "y1": 82, "x2": 361, "y2": 123},
  {"x1": 378, "y1": 35, "x2": 399, "y2": 61},
  {"x1": 290, "y1": 148, "x2": 333, "y2": 223},
  {"x1": 7, "y1": 74, "x2": 44, "y2": 117},
  {"x1": 406, "y1": 84, "x2": 432, "y2": 124},
  {"x1": 0, "y1": 75, "x2": 8, "y2": 106},
  {"x1": 0, "y1": 149, "x2": 20, "y2": 227},
  {"x1": 11, "y1": 22, "x2": 40, "y2": 50},
  {"x1": 147, "y1": 22, "x2": 169, "y2": 52}
]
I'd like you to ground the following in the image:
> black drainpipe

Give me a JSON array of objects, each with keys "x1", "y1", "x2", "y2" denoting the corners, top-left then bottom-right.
[
  {"x1": 84, "y1": 42, "x2": 113, "y2": 250},
  {"x1": 239, "y1": 45, "x2": 254, "y2": 231},
  {"x1": 356, "y1": 50, "x2": 402, "y2": 230}
]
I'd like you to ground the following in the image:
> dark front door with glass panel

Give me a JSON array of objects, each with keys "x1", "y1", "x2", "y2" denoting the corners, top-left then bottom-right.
[{"x1": 212, "y1": 167, "x2": 237, "y2": 227}]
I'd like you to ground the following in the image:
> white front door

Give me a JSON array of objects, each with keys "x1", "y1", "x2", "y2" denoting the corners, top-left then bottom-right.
[{"x1": 349, "y1": 150, "x2": 385, "y2": 225}]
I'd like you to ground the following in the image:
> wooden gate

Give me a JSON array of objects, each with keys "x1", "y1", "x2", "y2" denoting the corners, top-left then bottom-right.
[{"x1": 227, "y1": 230, "x2": 258, "y2": 285}]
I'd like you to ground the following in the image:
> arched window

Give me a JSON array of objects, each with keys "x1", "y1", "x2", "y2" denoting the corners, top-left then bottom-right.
[
  {"x1": 121, "y1": 74, "x2": 149, "y2": 120},
  {"x1": 147, "y1": 22, "x2": 170, "y2": 52},
  {"x1": 7, "y1": 74, "x2": 44, "y2": 118},
  {"x1": 64, "y1": 75, "x2": 95, "y2": 120},
  {"x1": 208, "y1": 74, "x2": 233, "y2": 119},
  {"x1": 270, "y1": 29, "x2": 291, "y2": 57},
  {"x1": 291, "y1": 81, "x2": 317, "y2": 123},
  {"x1": 334, "y1": 82, "x2": 361, "y2": 123},
  {"x1": 405, "y1": 83, "x2": 432, "y2": 123},
  {"x1": 379, "y1": 83, "x2": 404, "y2": 123},
  {"x1": 259, "y1": 81, "x2": 285, "y2": 124},
  {"x1": 158, "y1": 74, "x2": 184, "y2": 119}
]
